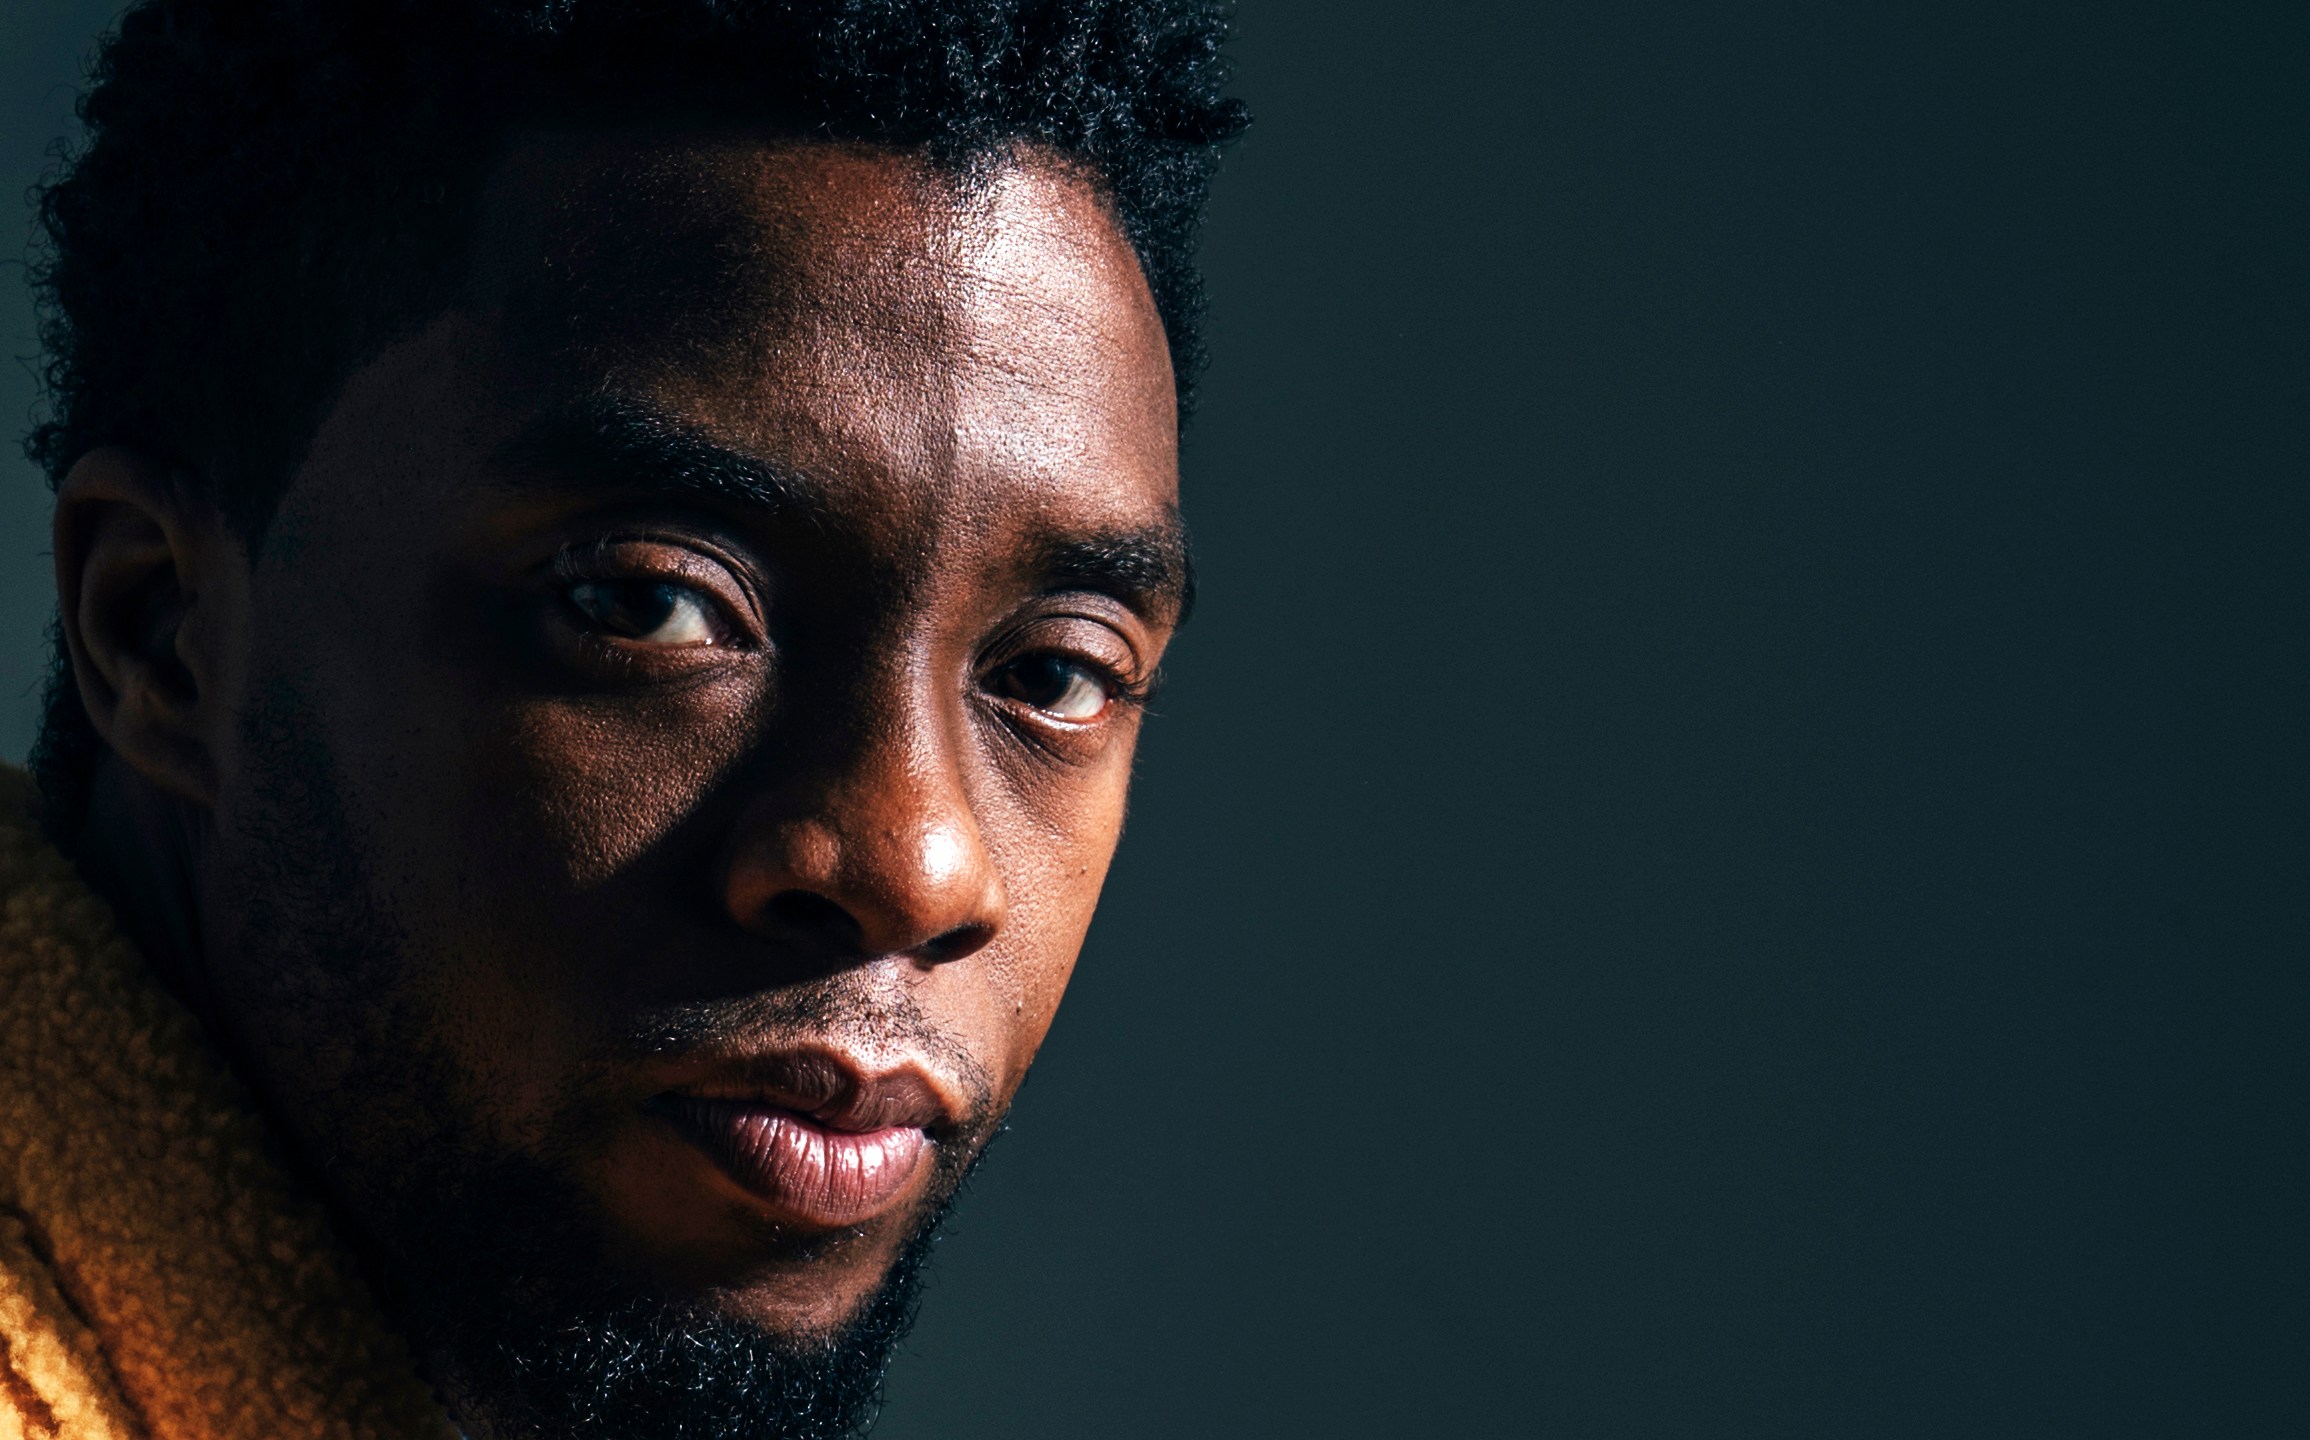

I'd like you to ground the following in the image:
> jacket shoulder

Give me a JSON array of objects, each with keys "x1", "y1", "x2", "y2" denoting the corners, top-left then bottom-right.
[{"x1": 0, "y1": 1209, "x2": 143, "y2": 1440}]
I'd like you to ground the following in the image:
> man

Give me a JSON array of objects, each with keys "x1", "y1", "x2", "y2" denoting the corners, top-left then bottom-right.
[{"x1": 0, "y1": 1, "x2": 1243, "y2": 1435}]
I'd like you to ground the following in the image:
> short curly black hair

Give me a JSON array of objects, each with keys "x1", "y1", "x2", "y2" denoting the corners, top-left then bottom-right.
[{"x1": 23, "y1": 0, "x2": 1245, "y2": 835}]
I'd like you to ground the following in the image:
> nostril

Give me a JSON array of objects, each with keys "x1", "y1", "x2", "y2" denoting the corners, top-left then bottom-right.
[
  {"x1": 915, "y1": 923, "x2": 995, "y2": 966},
  {"x1": 763, "y1": 890, "x2": 866, "y2": 954}
]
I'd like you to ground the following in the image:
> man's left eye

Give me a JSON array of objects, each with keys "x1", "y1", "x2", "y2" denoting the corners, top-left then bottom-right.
[
  {"x1": 566, "y1": 580, "x2": 717, "y2": 646},
  {"x1": 992, "y1": 654, "x2": 1115, "y2": 721}
]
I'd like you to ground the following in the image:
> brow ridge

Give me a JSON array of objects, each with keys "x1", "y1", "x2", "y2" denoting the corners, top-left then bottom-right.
[
  {"x1": 495, "y1": 393, "x2": 1194, "y2": 622},
  {"x1": 493, "y1": 394, "x2": 814, "y2": 513}
]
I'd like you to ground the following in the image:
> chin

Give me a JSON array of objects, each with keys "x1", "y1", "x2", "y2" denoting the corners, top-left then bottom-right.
[{"x1": 396, "y1": 1152, "x2": 951, "y2": 1440}]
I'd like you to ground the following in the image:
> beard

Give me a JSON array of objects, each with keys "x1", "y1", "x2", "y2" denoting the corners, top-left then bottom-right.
[
  {"x1": 392, "y1": 1145, "x2": 958, "y2": 1440},
  {"x1": 447, "y1": 1289, "x2": 924, "y2": 1440},
  {"x1": 216, "y1": 680, "x2": 996, "y2": 1440}
]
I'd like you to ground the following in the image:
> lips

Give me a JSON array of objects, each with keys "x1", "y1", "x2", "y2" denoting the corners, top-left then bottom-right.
[{"x1": 650, "y1": 1053, "x2": 950, "y2": 1230}]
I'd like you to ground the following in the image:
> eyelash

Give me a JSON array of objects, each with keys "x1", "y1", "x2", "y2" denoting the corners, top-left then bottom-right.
[
  {"x1": 549, "y1": 542, "x2": 755, "y2": 644},
  {"x1": 544, "y1": 539, "x2": 1156, "y2": 730},
  {"x1": 980, "y1": 624, "x2": 1157, "y2": 735},
  {"x1": 1070, "y1": 656, "x2": 1155, "y2": 709}
]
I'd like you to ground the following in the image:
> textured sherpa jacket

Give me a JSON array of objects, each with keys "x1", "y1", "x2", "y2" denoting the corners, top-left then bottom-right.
[{"x1": 0, "y1": 767, "x2": 453, "y2": 1440}]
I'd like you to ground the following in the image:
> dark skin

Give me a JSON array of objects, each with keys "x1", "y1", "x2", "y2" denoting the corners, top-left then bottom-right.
[{"x1": 52, "y1": 134, "x2": 1183, "y2": 1408}]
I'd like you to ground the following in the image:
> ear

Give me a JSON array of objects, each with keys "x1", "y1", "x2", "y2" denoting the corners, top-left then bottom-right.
[{"x1": 52, "y1": 448, "x2": 250, "y2": 809}]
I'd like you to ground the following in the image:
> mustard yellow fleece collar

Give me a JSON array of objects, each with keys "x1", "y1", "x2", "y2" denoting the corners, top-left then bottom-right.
[{"x1": 0, "y1": 766, "x2": 453, "y2": 1440}]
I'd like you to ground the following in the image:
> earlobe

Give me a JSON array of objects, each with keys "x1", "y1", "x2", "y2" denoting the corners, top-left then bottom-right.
[{"x1": 52, "y1": 447, "x2": 249, "y2": 809}]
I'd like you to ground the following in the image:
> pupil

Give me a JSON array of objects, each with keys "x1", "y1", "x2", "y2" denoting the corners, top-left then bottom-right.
[
  {"x1": 576, "y1": 581, "x2": 676, "y2": 635},
  {"x1": 1012, "y1": 656, "x2": 1069, "y2": 704},
  {"x1": 619, "y1": 584, "x2": 676, "y2": 632}
]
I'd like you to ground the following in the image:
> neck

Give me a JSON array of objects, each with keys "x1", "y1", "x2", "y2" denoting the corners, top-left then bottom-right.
[{"x1": 70, "y1": 758, "x2": 216, "y2": 1018}]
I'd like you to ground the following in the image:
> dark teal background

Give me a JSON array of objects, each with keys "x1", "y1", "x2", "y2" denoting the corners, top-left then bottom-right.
[{"x1": 4, "y1": 3, "x2": 2304, "y2": 1435}]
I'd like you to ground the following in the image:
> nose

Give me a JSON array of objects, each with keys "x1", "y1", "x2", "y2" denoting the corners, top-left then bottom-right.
[{"x1": 721, "y1": 735, "x2": 1004, "y2": 967}]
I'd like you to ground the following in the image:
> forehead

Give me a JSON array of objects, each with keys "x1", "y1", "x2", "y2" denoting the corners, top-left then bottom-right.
[{"x1": 459, "y1": 132, "x2": 1181, "y2": 540}]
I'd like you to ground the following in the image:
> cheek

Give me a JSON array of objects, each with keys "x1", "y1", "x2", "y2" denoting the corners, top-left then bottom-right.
[
  {"x1": 227, "y1": 581, "x2": 765, "y2": 1125},
  {"x1": 973, "y1": 774, "x2": 1132, "y2": 1087},
  {"x1": 478, "y1": 682, "x2": 768, "y2": 888},
  {"x1": 406, "y1": 690, "x2": 762, "y2": 1082}
]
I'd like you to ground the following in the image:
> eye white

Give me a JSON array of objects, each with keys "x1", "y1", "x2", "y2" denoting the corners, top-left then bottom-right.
[
  {"x1": 568, "y1": 581, "x2": 716, "y2": 646},
  {"x1": 997, "y1": 654, "x2": 1113, "y2": 721},
  {"x1": 1041, "y1": 667, "x2": 1109, "y2": 721}
]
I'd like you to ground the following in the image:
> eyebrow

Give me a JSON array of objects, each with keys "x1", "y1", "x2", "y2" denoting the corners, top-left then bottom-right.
[
  {"x1": 494, "y1": 395, "x2": 1196, "y2": 625},
  {"x1": 492, "y1": 395, "x2": 814, "y2": 513},
  {"x1": 1035, "y1": 526, "x2": 1197, "y2": 627}
]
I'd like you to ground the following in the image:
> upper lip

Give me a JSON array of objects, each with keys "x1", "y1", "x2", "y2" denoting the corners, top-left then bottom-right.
[{"x1": 651, "y1": 1047, "x2": 960, "y2": 1134}]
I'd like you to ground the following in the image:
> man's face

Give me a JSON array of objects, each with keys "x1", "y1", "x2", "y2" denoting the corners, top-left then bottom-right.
[{"x1": 191, "y1": 136, "x2": 1181, "y2": 1429}]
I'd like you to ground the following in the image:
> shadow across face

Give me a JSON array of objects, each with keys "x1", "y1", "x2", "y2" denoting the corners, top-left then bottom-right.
[{"x1": 196, "y1": 135, "x2": 1185, "y2": 1438}]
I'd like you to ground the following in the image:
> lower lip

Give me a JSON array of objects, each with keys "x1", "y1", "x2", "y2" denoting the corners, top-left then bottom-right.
[{"x1": 658, "y1": 1097, "x2": 929, "y2": 1229}]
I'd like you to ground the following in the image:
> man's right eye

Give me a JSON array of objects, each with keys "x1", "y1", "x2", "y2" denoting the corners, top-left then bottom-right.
[{"x1": 565, "y1": 580, "x2": 718, "y2": 646}]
